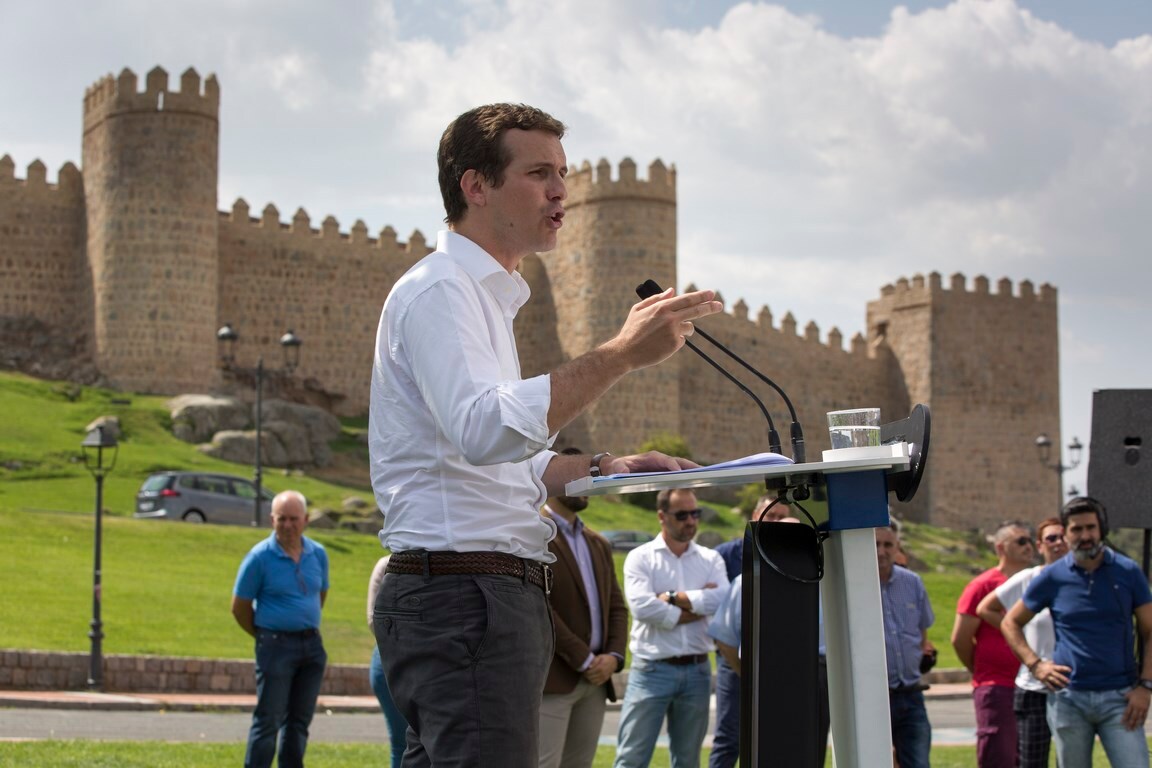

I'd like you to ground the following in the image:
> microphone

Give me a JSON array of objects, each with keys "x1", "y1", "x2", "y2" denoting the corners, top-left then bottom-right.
[{"x1": 637, "y1": 279, "x2": 806, "y2": 463}]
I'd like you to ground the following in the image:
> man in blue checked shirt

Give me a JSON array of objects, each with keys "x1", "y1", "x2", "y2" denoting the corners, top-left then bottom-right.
[
  {"x1": 232, "y1": 490, "x2": 329, "y2": 768},
  {"x1": 876, "y1": 522, "x2": 936, "y2": 768}
]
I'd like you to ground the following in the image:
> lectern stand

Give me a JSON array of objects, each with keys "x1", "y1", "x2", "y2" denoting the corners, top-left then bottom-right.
[{"x1": 566, "y1": 436, "x2": 925, "y2": 768}]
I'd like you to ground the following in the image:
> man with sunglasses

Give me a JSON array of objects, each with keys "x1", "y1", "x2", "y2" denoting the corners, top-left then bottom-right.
[
  {"x1": 974, "y1": 517, "x2": 1068, "y2": 768},
  {"x1": 614, "y1": 488, "x2": 728, "y2": 768},
  {"x1": 1003, "y1": 497, "x2": 1152, "y2": 767},
  {"x1": 951, "y1": 521, "x2": 1036, "y2": 767}
]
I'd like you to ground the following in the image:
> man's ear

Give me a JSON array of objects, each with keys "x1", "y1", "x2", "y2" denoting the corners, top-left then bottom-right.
[{"x1": 460, "y1": 169, "x2": 489, "y2": 209}]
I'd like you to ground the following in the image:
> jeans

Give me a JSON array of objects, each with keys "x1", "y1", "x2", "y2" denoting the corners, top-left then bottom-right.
[
  {"x1": 708, "y1": 657, "x2": 740, "y2": 768},
  {"x1": 370, "y1": 644, "x2": 409, "y2": 768},
  {"x1": 974, "y1": 684, "x2": 1017, "y2": 767},
  {"x1": 374, "y1": 572, "x2": 553, "y2": 768},
  {"x1": 1048, "y1": 687, "x2": 1150, "y2": 768},
  {"x1": 888, "y1": 688, "x2": 931, "y2": 768},
  {"x1": 613, "y1": 657, "x2": 712, "y2": 768},
  {"x1": 245, "y1": 629, "x2": 327, "y2": 768}
]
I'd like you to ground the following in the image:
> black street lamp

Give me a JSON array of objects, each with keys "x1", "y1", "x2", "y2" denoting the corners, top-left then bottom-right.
[
  {"x1": 81, "y1": 424, "x2": 118, "y2": 691},
  {"x1": 1035, "y1": 433, "x2": 1083, "y2": 505},
  {"x1": 216, "y1": 323, "x2": 303, "y2": 527}
]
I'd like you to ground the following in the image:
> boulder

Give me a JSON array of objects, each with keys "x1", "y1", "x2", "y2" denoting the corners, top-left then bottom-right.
[
  {"x1": 263, "y1": 420, "x2": 315, "y2": 467},
  {"x1": 84, "y1": 415, "x2": 122, "y2": 442},
  {"x1": 173, "y1": 395, "x2": 342, "y2": 468},
  {"x1": 169, "y1": 395, "x2": 249, "y2": 444},
  {"x1": 307, "y1": 509, "x2": 339, "y2": 529},
  {"x1": 200, "y1": 430, "x2": 289, "y2": 468},
  {"x1": 342, "y1": 495, "x2": 372, "y2": 511}
]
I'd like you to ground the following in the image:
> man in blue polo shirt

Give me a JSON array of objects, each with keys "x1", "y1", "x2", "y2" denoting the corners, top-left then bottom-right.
[
  {"x1": 232, "y1": 490, "x2": 330, "y2": 768},
  {"x1": 1002, "y1": 496, "x2": 1152, "y2": 767}
]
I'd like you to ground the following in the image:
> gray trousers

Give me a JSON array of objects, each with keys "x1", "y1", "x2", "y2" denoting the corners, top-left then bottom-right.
[{"x1": 373, "y1": 572, "x2": 554, "y2": 768}]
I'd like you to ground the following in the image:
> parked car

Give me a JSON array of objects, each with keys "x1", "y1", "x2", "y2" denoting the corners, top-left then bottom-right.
[
  {"x1": 134, "y1": 471, "x2": 275, "y2": 526},
  {"x1": 600, "y1": 530, "x2": 651, "y2": 552}
]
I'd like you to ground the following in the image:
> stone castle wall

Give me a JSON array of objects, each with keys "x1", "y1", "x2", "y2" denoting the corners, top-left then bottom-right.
[
  {"x1": 869, "y1": 273, "x2": 1061, "y2": 526},
  {"x1": 0, "y1": 65, "x2": 1065, "y2": 531},
  {"x1": 82, "y1": 67, "x2": 222, "y2": 395},
  {"x1": 215, "y1": 201, "x2": 429, "y2": 414},
  {"x1": 0, "y1": 157, "x2": 87, "y2": 331}
]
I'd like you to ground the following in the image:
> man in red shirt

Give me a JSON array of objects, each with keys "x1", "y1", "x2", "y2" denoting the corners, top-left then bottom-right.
[{"x1": 951, "y1": 521, "x2": 1036, "y2": 767}]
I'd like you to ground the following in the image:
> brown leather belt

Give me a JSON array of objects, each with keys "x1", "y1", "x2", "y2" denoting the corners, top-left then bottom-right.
[
  {"x1": 661, "y1": 654, "x2": 709, "y2": 666},
  {"x1": 387, "y1": 551, "x2": 552, "y2": 594}
]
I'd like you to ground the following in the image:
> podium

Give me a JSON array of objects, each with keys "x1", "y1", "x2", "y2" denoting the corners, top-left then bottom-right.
[{"x1": 566, "y1": 407, "x2": 931, "y2": 768}]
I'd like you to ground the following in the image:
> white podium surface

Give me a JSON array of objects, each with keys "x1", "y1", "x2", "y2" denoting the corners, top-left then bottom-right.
[
  {"x1": 568, "y1": 444, "x2": 907, "y2": 768},
  {"x1": 564, "y1": 443, "x2": 910, "y2": 497}
]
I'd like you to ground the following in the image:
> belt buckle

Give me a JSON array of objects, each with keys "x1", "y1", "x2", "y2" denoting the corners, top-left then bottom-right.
[{"x1": 542, "y1": 564, "x2": 553, "y2": 595}]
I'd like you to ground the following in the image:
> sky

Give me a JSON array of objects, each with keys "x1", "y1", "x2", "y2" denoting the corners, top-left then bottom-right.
[{"x1": 2, "y1": 0, "x2": 1150, "y2": 497}]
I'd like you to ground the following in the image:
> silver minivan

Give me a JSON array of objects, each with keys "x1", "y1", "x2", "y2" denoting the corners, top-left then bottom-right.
[{"x1": 134, "y1": 471, "x2": 274, "y2": 526}]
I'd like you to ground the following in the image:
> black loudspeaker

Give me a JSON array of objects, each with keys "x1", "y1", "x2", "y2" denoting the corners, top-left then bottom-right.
[{"x1": 1087, "y1": 390, "x2": 1152, "y2": 530}]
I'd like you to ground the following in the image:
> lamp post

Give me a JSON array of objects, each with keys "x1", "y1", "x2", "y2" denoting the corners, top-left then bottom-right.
[
  {"x1": 216, "y1": 323, "x2": 303, "y2": 527},
  {"x1": 81, "y1": 425, "x2": 118, "y2": 691},
  {"x1": 1035, "y1": 433, "x2": 1083, "y2": 506}
]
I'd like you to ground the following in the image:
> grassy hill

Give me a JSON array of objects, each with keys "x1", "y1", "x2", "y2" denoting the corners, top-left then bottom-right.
[{"x1": 1, "y1": 371, "x2": 991, "y2": 668}]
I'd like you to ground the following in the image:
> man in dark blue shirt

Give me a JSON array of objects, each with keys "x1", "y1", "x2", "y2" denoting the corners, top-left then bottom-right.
[
  {"x1": 1003, "y1": 496, "x2": 1152, "y2": 767},
  {"x1": 232, "y1": 490, "x2": 329, "y2": 768}
]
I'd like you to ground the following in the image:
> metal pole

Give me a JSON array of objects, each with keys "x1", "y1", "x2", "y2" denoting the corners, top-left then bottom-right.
[
  {"x1": 88, "y1": 457, "x2": 105, "y2": 690},
  {"x1": 254, "y1": 356, "x2": 264, "y2": 528}
]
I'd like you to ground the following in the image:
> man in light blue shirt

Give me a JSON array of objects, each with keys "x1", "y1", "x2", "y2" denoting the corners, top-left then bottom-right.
[
  {"x1": 232, "y1": 490, "x2": 329, "y2": 768},
  {"x1": 877, "y1": 523, "x2": 935, "y2": 768}
]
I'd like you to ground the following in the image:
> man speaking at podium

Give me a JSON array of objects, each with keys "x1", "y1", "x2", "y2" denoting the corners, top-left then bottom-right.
[{"x1": 368, "y1": 103, "x2": 722, "y2": 768}]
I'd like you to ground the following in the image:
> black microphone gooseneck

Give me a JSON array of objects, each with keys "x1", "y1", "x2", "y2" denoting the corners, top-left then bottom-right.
[
  {"x1": 636, "y1": 279, "x2": 806, "y2": 463},
  {"x1": 635, "y1": 282, "x2": 782, "y2": 455}
]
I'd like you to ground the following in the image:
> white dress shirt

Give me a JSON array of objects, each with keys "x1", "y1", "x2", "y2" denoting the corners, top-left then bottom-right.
[
  {"x1": 369, "y1": 230, "x2": 558, "y2": 561},
  {"x1": 995, "y1": 565, "x2": 1054, "y2": 693},
  {"x1": 623, "y1": 534, "x2": 729, "y2": 660}
]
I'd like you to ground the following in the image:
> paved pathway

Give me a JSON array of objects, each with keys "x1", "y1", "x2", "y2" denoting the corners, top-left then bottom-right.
[{"x1": 0, "y1": 686, "x2": 979, "y2": 747}]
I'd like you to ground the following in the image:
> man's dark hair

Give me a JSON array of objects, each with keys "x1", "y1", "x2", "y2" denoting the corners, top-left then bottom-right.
[
  {"x1": 656, "y1": 488, "x2": 691, "y2": 513},
  {"x1": 437, "y1": 103, "x2": 567, "y2": 225},
  {"x1": 1061, "y1": 496, "x2": 1108, "y2": 535}
]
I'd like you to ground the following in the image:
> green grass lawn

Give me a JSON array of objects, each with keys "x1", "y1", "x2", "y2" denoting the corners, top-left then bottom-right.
[{"x1": 0, "y1": 741, "x2": 1134, "y2": 767}]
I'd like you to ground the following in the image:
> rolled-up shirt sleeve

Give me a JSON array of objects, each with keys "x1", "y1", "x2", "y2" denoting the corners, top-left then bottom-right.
[{"x1": 624, "y1": 550, "x2": 683, "y2": 631}]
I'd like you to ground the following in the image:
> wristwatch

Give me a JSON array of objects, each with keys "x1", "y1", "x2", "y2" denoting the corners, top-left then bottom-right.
[
  {"x1": 666, "y1": 590, "x2": 677, "y2": 606},
  {"x1": 590, "y1": 452, "x2": 613, "y2": 478},
  {"x1": 1139, "y1": 679, "x2": 1152, "y2": 691}
]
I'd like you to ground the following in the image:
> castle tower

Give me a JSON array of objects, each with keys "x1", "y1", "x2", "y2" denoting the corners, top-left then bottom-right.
[
  {"x1": 867, "y1": 273, "x2": 1060, "y2": 528},
  {"x1": 519, "y1": 158, "x2": 679, "y2": 453},
  {"x1": 81, "y1": 66, "x2": 220, "y2": 393}
]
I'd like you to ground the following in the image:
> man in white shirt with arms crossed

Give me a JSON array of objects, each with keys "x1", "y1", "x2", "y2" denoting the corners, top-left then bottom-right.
[
  {"x1": 368, "y1": 104, "x2": 722, "y2": 768},
  {"x1": 614, "y1": 488, "x2": 728, "y2": 768}
]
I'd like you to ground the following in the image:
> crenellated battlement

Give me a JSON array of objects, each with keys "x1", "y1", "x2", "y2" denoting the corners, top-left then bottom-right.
[
  {"x1": 0, "y1": 155, "x2": 83, "y2": 199},
  {"x1": 876, "y1": 271, "x2": 1057, "y2": 304},
  {"x1": 564, "y1": 157, "x2": 676, "y2": 206},
  {"x1": 689, "y1": 281, "x2": 873, "y2": 358},
  {"x1": 219, "y1": 198, "x2": 433, "y2": 257},
  {"x1": 83, "y1": 66, "x2": 219, "y2": 134}
]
